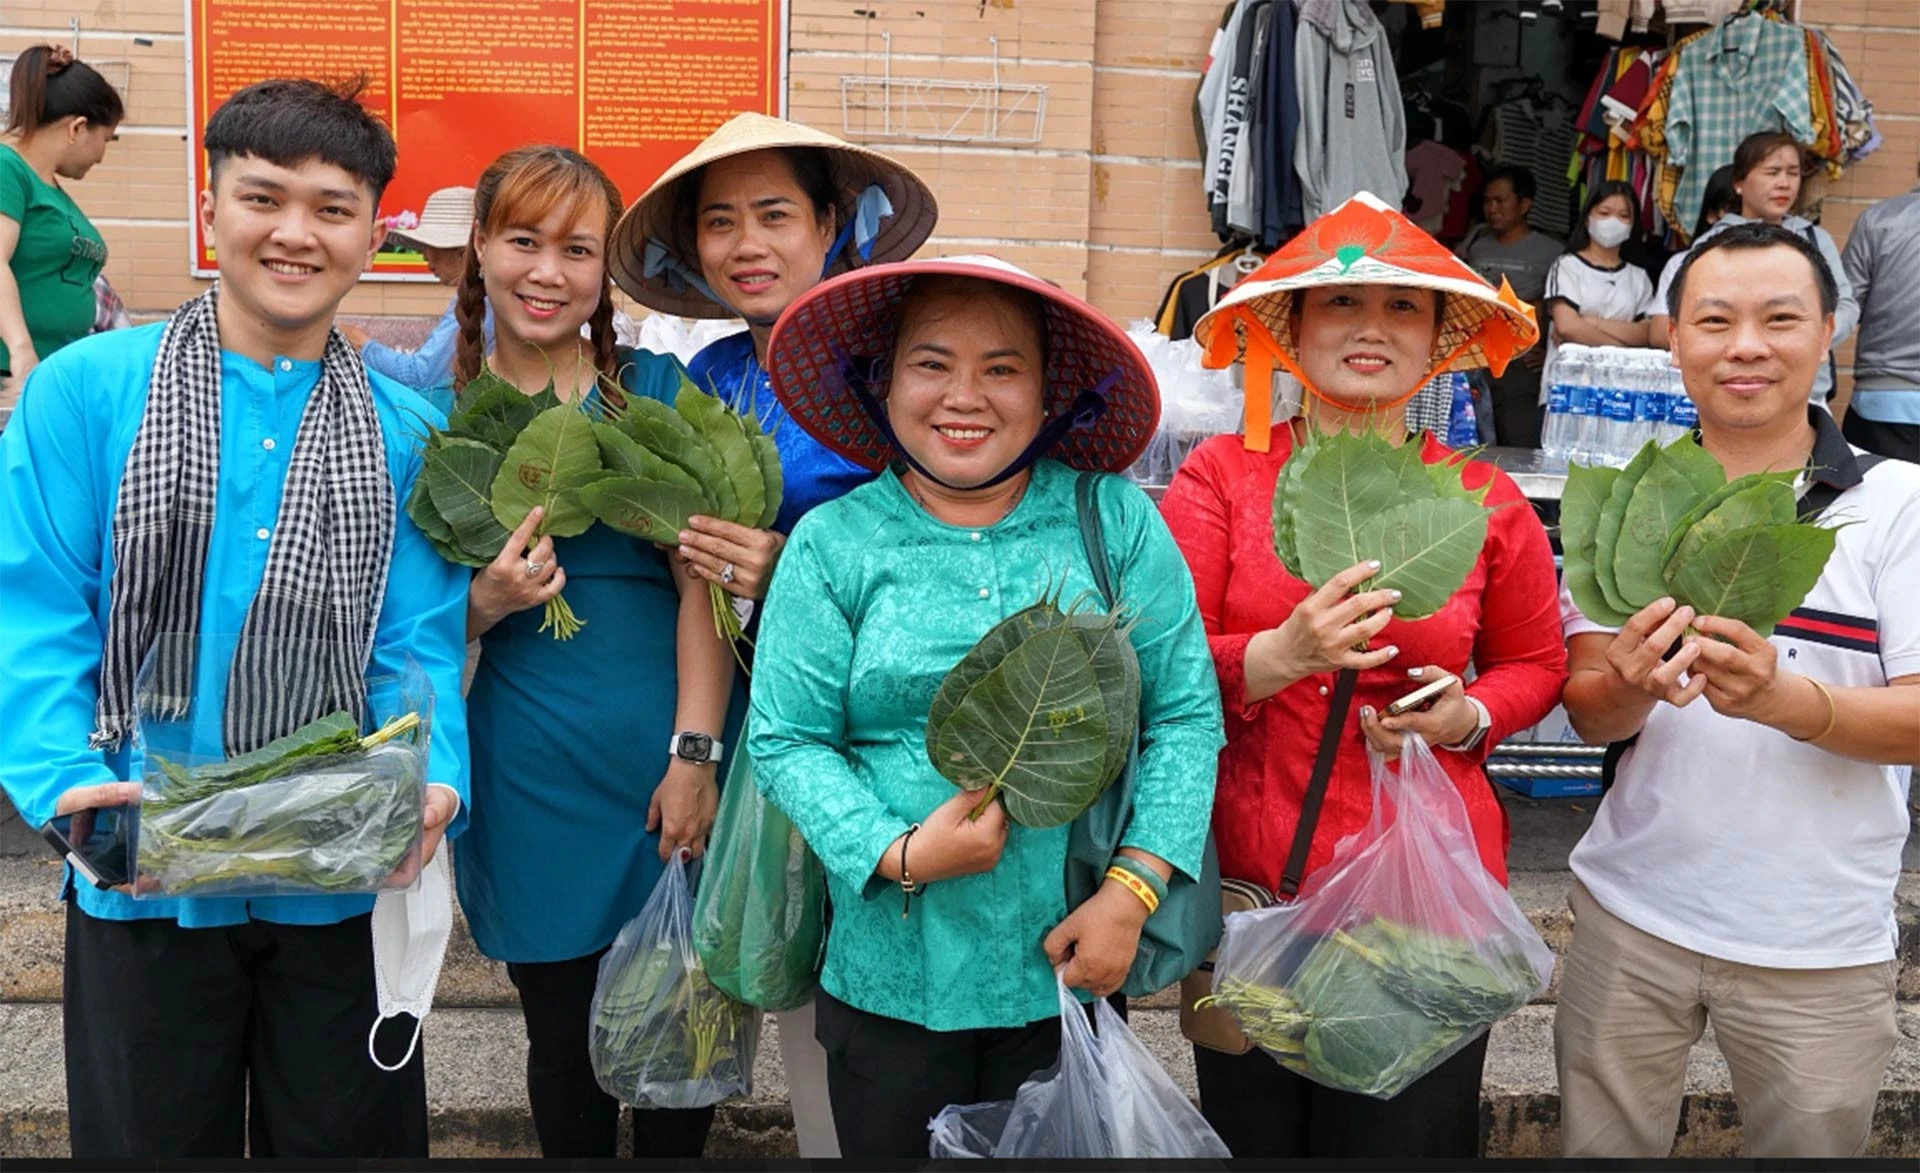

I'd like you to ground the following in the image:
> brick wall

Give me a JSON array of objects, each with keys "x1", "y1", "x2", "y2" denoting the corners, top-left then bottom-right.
[{"x1": 7, "y1": 0, "x2": 1914, "y2": 338}]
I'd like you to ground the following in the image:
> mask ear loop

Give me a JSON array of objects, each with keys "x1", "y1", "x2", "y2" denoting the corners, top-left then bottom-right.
[{"x1": 367, "y1": 1005, "x2": 426, "y2": 1073}]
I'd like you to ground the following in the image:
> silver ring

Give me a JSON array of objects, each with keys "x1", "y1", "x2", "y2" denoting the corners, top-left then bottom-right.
[
  {"x1": 525, "y1": 559, "x2": 544, "y2": 579},
  {"x1": 720, "y1": 562, "x2": 736, "y2": 585}
]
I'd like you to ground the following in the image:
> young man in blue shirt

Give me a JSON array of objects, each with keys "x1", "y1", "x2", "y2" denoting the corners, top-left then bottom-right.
[{"x1": 0, "y1": 78, "x2": 470, "y2": 1157}]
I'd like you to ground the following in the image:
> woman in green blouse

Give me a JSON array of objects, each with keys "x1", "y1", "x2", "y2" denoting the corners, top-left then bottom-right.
[
  {"x1": 1, "y1": 46, "x2": 121, "y2": 406},
  {"x1": 750, "y1": 255, "x2": 1224, "y2": 1156}
]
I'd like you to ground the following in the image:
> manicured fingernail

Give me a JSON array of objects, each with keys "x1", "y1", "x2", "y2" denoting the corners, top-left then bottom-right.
[
  {"x1": 1390, "y1": 590, "x2": 1403, "y2": 602},
  {"x1": 1408, "y1": 667, "x2": 1424, "y2": 678},
  {"x1": 1360, "y1": 706, "x2": 1374, "y2": 719},
  {"x1": 1368, "y1": 560, "x2": 1382, "y2": 570},
  {"x1": 1385, "y1": 645, "x2": 1399, "y2": 656}
]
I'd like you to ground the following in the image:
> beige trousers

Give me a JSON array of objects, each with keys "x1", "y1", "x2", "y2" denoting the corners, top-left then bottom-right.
[{"x1": 1554, "y1": 880, "x2": 1899, "y2": 1158}]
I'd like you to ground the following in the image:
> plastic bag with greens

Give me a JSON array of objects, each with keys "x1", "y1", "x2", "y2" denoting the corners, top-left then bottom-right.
[
  {"x1": 131, "y1": 652, "x2": 432, "y2": 899},
  {"x1": 928, "y1": 972, "x2": 1230, "y2": 1157},
  {"x1": 1199, "y1": 735, "x2": 1553, "y2": 1099},
  {"x1": 590, "y1": 850, "x2": 756, "y2": 1109},
  {"x1": 691, "y1": 724, "x2": 826, "y2": 1011}
]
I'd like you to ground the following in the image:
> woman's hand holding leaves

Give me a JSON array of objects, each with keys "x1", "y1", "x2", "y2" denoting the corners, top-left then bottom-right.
[
  {"x1": 677, "y1": 516, "x2": 787, "y2": 600},
  {"x1": 1255, "y1": 560, "x2": 1402, "y2": 685},
  {"x1": 468, "y1": 508, "x2": 565, "y2": 633},
  {"x1": 883, "y1": 789, "x2": 1008, "y2": 884}
]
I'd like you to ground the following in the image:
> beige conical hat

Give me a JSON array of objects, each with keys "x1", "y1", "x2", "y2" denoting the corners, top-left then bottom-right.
[
  {"x1": 389, "y1": 186, "x2": 476, "y2": 251},
  {"x1": 609, "y1": 112, "x2": 938, "y2": 319}
]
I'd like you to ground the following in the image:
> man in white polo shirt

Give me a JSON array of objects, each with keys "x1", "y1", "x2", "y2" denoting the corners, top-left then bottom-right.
[{"x1": 1554, "y1": 221, "x2": 1920, "y2": 1158}]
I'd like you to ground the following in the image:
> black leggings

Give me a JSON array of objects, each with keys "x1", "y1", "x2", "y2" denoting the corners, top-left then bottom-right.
[
  {"x1": 1193, "y1": 1031, "x2": 1489, "y2": 1158},
  {"x1": 505, "y1": 950, "x2": 714, "y2": 1158}
]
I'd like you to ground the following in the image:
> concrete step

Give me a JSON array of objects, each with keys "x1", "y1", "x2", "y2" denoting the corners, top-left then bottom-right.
[
  {"x1": 6, "y1": 855, "x2": 1919, "y2": 1008},
  {"x1": 4, "y1": 1000, "x2": 1917, "y2": 1158}
]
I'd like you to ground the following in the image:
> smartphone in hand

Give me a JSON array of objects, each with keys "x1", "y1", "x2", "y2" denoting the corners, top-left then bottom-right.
[
  {"x1": 40, "y1": 807, "x2": 130, "y2": 890},
  {"x1": 1385, "y1": 673, "x2": 1459, "y2": 717}
]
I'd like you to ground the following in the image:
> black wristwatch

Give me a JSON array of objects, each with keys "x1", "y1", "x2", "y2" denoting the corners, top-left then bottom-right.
[{"x1": 667, "y1": 731, "x2": 724, "y2": 766}]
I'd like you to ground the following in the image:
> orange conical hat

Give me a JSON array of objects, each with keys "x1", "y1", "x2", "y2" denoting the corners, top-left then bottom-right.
[{"x1": 1191, "y1": 192, "x2": 1540, "y2": 450}]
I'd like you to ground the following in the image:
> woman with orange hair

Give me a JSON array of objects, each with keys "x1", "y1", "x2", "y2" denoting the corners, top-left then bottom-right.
[
  {"x1": 444, "y1": 146, "x2": 736, "y2": 1159},
  {"x1": 1161, "y1": 192, "x2": 1568, "y2": 1157}
]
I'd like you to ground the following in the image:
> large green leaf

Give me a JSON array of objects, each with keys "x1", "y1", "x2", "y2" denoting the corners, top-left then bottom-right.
[
  {"x1": 749, "y1": 433, "x2": 784, "y2": 530},
  {"x1": 1657, "y1": 470, "x2": 1791, "y2": 570},
  {"x1": 1293, "y1": 432, "x2": 1439, "y2": 588},
  {"x1": 1593, "y1": 443, "x2": 1657, "y2": 614},
  {"x1": 577, "y1": 475, "x2": 711, "y2": 546},
  {"x1": 926, "y1": 606, "x2": 1112, "y2": 828},
  {"x1": 1270, "y1": 444, "x2": 1313, "y2": 579},
  {"x1": 424, "y1": 438, "x2": 511, "y2": 559},
  {"x1": 1360, "y1": 497, "x2": 1490, "y2": 619},
  {"x1": 592, "y1": 422, "x2": 709, "y2": 505},
  {"x1": 617, "y1": 396, "x2": 733, "y2": 516},
  {"x1": 1667, "y1": 479, "x2": 1796, "y2": 576},
  {"x1": 1614, "y1": 448, "x2": 1720, "y2": 609},
  {"x1": 1664, "y1": 522, "x2": 1839, "y2": 637},
  {"x1": 490, "y1": 404, "x2": 602, "y2": 538},
  {"x1": 406, "y1": 478, "x2": 488, "y2": 568},
  {"x1": 1559, "y1": 463, "x2": 1630, "y2": 626},
  {"x1": 676, "y1": 383, "x2": 765, "y2": 527},
  {"x1": 1067, "y1": 608, "x2": 1142, "y2": 789}
]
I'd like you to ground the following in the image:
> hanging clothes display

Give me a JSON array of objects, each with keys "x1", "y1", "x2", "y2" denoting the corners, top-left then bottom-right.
[
  {"x1": 1197, "y1": 0, "x2": 1305, "y2": 248},
  {"x1": 1403, "y1": 139, "x2": 1476, "y2": 243},
  {"x1": 1156, "y1": 246, "x2": 1267, "y2": 342},
  {"x1": 1294, "y1": 0, "x2": 1408, "y2": 222}
]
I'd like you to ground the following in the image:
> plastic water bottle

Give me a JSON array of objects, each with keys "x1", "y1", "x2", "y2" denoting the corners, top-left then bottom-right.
[
  {"x1": 1666, "y1": 384, "x2": 1698, "y2": 440},
  {"x1": 1445, "y1": 373, "x2": 1478, "y2": 448},
  {"x1": 1542, "y1": 361, "x2": 1574, "y2": 463},
  {"x1": 1631, "y1": 358, "x2": 1667, "y2": 455},
  {"x1": 1600, "y1": 353, "x2": 1636, "y2": 465}
]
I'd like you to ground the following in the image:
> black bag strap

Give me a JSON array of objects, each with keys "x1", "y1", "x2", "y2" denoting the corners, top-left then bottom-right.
[{"x1": 1281, "y1": 667, "x2": 1357, "y2": 897}]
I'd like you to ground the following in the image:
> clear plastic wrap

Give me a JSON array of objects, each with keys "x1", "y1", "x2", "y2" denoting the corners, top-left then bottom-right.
[
  {"x1": 590, "y1": 850, "x2": 757, "y2": 1110},
  {"x1": 1122, "y1": 320, "x2": 1243, "y2": 487},
  {"x1": 691, "y1": 730, "x2": 826, "y2": 1011},
  {"x1": 131, "y1": 643, "x2": 431, "y2": 899},
  {"x1": 1202, "y1": 735, "x2": 1553, "y2": 1099},
  {"x1": 928, "y1": 974, "x2": 1231, "y2": 1158}
]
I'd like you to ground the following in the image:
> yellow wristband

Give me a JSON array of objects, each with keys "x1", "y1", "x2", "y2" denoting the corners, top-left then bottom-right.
[{"x1": 1105, "y1": 865, "x2": 1159, "y2": 915}]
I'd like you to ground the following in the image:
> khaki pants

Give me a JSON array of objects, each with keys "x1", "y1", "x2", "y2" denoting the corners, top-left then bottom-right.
[{"x1": 1554, "y1": 880, "x2": 1899, "y2": 1157}]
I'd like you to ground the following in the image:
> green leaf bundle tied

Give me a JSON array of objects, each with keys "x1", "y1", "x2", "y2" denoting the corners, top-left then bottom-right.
[
  {"x1": 1273, "y1": 429, "x2": 1496, "y2": 619},
  {"x1": 925, "y1": 586, "x2": 1140, "y2": 828},
  {"x1": 138, "y1": 711, "x2": 426, "y2": 896},
  {"x1": 1561, "y1": 435, "x2": 1843, "y2": 635}
]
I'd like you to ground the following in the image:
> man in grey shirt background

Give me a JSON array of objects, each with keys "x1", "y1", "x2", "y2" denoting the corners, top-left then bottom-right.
[
  {"x1": 1840, "y1": 160, "x2": 1920, "y2": 463},
  {"x1": 1459, "y1": 165, "x2": 1564, "y2": 448}
]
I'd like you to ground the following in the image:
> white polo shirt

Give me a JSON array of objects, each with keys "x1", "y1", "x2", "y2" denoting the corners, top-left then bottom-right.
[{"x1": 1561, "y1": 410, "x2": 1920, "y2": 969}]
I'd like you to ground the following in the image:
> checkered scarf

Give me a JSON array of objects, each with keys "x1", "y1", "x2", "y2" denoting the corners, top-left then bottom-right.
[{"x1": 90, "y1": 286, "x2": 396, "y2": 756}]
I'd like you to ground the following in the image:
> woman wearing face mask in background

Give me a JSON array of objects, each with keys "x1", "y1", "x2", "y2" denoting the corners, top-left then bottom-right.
[
  {"x1": 606, "y1": 112, "x2": 937, "y2": 1159},
  {"x1": 1649, "y1": 133, "x2": 1857, "y2": 403},
  {"x1": 1540, "y1": 182, "x2": 1655, "y2": 398},
  {"x1": 445, "y1": 145, "x2": 736, "y2": 1161},
  {"x1": 1, "y1": 45, "x2": 123, "y2": 410}
]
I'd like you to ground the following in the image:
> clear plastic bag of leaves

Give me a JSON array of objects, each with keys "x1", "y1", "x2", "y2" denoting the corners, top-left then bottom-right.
[
  {"x1": 1198, "y1": 736, "x2": 1552, "y2": 1099},
  {"x1": 131, "y1": 646, "x2": 433, "y2": 899},
  {"x1": 691, "y1": 718, "x2": 826, "y2": 1011},
  {"x1": 590, "y1": 850, "x2": 757, "y2": 1109},
  {"x1": 928, "y1": 972, "x2": 1231, "y2": 1158}
]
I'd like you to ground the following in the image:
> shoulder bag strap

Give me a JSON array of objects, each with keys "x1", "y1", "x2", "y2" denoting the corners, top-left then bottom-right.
[
  {"x1": 1281, "y1": 666, "x2": 1357, "y2": 897},
  {"x1": 1075, "y1": 471, "x2": 1116, "y2": 607}
]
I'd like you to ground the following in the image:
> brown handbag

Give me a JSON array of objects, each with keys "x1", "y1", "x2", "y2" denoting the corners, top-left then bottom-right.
[{"x1": 1178, "y1": 668, "x2": 1359, "y2": 1054}]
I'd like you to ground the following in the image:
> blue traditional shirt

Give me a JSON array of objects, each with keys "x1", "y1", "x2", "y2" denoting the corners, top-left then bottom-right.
[
  {"x1": 0, "y1": 323, "x2": 473, "y2": 927},
  {"x1": 358, "y1": 296, "x2": 493, "y2": 412},
  {"x1": 687, "y1": 331, "x2": 874, "y2": 533}
]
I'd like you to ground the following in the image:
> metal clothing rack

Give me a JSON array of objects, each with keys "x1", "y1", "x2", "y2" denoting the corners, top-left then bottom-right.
[{"x1": 840, "y1": 33, "x2": 1047, "y2": 145}]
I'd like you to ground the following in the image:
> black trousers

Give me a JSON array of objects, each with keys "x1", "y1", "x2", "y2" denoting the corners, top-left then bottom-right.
[
  {"x1": 1842, "y1": 409, "x2": 1919, "y2": 464},
  {"x1": 1488, "y1": 361, "x2": 1545, "y2": 449},
  {"x1": 1192, "y1": 1031, "x2": 1490, "y2": 1157},
  {"x1": 63, "y1": 902, "x2": 428, "y2": 1158},
  {"x1": 505, "y1": 949, "x2": 714, "y2": 1158},
  {"x1": 815, "y1": 988, "x2": 1130, "y2": 1158}
]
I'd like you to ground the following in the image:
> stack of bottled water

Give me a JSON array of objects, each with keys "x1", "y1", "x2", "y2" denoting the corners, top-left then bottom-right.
[{"x1": 1541, "y1": 345, "x2": 1691, "y2": 467}]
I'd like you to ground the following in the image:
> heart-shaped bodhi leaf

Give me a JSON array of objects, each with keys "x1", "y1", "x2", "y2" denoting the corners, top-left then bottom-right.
[
  {"x1": 424, "y1": 437, "x2": 511, "y2": 560},
  {"x1": 1658, "y1": 470, "x2": 1797, "y2": 570},
  {"x1": 1361, "y1": 496, "x2": 1490, "y2": 620},
  {"x1": 1593, "y1": 441, "x2": 1659, "y2": 615},
  {"x1": 1613, "y1": 448, "x2": 1720, "y2": 610},
  {"x1": 592, "y1": 422, "x2": 712, "y2": 508},
  {"x1": 1664, "y1": 522, "x2": 1841, "y2": 637},
  {"x1": 1559, "y1": 462, "x2": 1631, "y2": 627},
  {"x1": 1291, "y1": 431, "x2": 1440, "y2": 589},
  {"x1": 926, "y1": 600, "x2": 1117, "y2": 829},
  {"x1": 1666, "y1": 479, "x2": 1796, "y2": 578},
  {"x1": 489, "y1": 403, "x2": 605, "y2": 639},
  {"x1": 1066, "y1": 607, "x2": 1142, "y2": 789},
  {"x1": 675, "y1": 382, "x2": 765, "y2": 528},
  {"x1": 577, "y1": 475, "x2": 711, "y2": 547}
]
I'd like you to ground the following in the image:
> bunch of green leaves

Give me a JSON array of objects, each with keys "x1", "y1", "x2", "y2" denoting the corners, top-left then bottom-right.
[
  {"x1": 1274, "y1": 428, "x2": 1496, "y2": 619},
  {"x1": 138, "y1": 712, "x2": 426, "y2": 896},
  {"x1": 1561, "y1": 435, "x2": 1842, "y2": 636},
  {"x1": 924, "y1": 584, "x2": 1140, "y2": 828},
  {"x1": 577, "y1": 381, "x2": 784, "y2": 663},
  {"x1": 1195, "y1": 916, "x2": 1539, "y2": 1098},
  {"x1": 407, "y1": 369, "x2": 602, "y2": 638},
  {"x1": 590, "y1": 928, "x2": 754, "y2": 1109}
]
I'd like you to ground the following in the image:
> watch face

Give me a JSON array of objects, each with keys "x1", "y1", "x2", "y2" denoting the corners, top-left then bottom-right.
[{"x1": 676, "y1": 733, "x2": 713, "y2": 763}]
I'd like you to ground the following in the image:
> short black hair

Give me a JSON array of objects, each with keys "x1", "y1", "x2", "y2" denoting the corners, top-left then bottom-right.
[
  {"x1": 1484, "y1": 164, "x2": 1536, "y2": 203},
  {"x1": 1665, "y1": 220, "x2": 1838, "y2": 319},
  {"x1": 204, "y1": 77, "x2": 397, "y2": 203}
]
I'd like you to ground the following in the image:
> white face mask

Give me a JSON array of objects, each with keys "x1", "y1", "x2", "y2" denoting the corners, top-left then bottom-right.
[
  {"x1": 368, "y1": 848, "x2": 453, "y2": 1072},
  {"x1": 1587, "y1": 216, "x2": 1632, "y2": 248}
]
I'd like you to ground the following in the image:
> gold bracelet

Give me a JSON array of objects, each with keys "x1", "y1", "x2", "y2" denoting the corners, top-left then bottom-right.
[
  {"x1": 1105, "y1": 865, "x2": 1159, "y2": 915},
  {"x1": 1794, "y1": 677, "x2": 1839, "y2": 745}
]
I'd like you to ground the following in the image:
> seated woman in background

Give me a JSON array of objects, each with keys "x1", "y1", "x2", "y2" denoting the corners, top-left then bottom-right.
[{"x1": 1540, "y1": 181, "x2": 1655, "y2": 390}]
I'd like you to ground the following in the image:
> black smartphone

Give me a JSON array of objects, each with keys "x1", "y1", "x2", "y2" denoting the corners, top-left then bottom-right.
[{"x1": 40, "y1": 807, "x2": 131, "y2": 890}]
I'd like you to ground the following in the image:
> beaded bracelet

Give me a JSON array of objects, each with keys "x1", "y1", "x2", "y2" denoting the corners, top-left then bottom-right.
[
  {"x1": 1107, "y1": 855, "x2": 1169, "y2": 905},
  {"x1": 1105, "y1": 865, "x2": 1160, "y2": 915}
]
